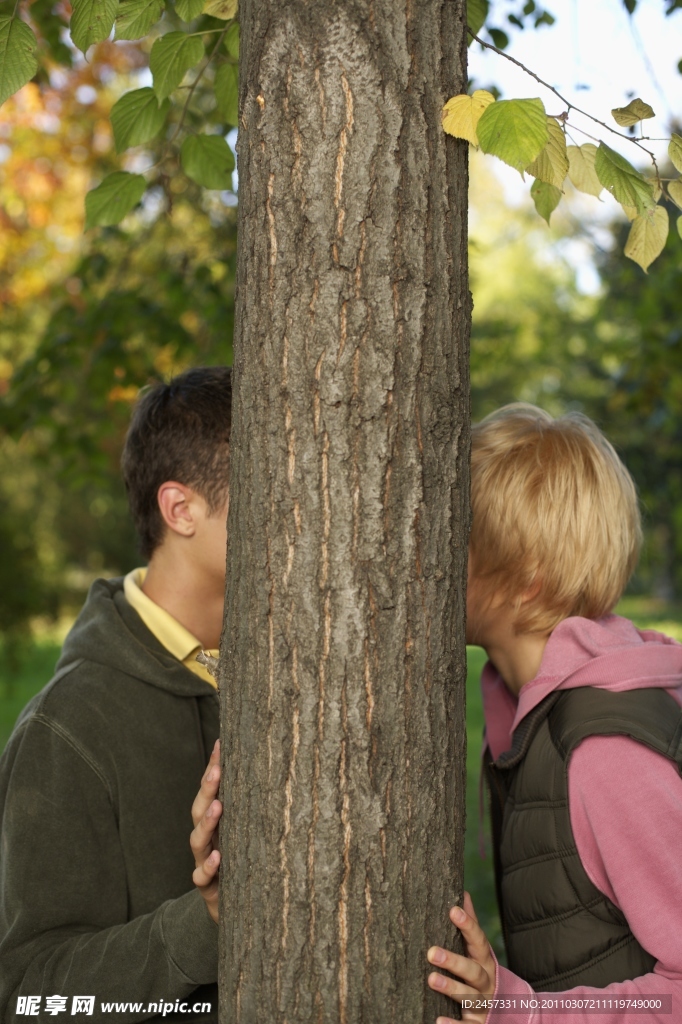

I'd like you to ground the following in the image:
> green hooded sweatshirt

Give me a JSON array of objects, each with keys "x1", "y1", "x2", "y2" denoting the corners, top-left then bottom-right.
[{"x1": 0, "y1": 578, "x2": 220, "y2": 1022}]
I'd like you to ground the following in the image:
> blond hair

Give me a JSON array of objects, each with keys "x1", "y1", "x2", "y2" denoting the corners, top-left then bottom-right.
[{"x1": 470, "y1": 403, "x2": 642, "y2": 634}]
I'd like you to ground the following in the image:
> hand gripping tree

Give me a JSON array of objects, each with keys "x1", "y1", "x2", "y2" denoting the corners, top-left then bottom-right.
[{"x1": 219, "y1": 1, "x2": 470, "y2": 1020}]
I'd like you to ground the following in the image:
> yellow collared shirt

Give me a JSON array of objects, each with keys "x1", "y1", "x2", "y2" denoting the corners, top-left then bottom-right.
[{"x1": 123, "y1": 568, "x2": 218, "y2": 689}]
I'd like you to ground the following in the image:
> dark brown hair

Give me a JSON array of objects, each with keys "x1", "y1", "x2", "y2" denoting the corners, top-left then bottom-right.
[{"x1": 121, "y1": 367, "x2": 232, "y2": 559}]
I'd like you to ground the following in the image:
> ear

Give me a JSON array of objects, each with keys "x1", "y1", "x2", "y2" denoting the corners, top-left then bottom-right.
[{"x1": 157, "y1": 482, "x2": 198, "y2": 539}]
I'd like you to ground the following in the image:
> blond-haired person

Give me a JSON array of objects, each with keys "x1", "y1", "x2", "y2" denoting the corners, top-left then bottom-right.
[{"x1": 426, "y1": 404, "x2": 682, "y2": 1024}]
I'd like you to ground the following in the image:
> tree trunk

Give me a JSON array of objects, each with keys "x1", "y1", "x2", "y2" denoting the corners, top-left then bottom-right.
[{"x1": 220, "y1": 1, "x2": 470, "y2": 1021}]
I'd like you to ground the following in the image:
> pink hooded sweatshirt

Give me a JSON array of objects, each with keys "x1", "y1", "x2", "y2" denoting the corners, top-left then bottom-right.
[{"x1": 480, "y1": 614, "x2": 682, "y2": 1024}]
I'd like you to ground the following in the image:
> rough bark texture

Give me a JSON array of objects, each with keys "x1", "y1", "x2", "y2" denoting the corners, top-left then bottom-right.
[{"x1": 220, "y1": 1, "x2": 470, "y2": 1021}]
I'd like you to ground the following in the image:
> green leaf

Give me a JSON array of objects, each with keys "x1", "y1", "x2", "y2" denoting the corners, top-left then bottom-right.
[
  {"x1": 526, "y1": 117, "x2": 568, "y2": 188},
  {"x1": 115, "y1": 0, "x2": 165, "y2": 40},
  {"x1": 669, "y1": 134, "x2": 682, "y2": 174},
  {"x1": 677, "y1": 215, "x2": 682, "y2": 241},
  {"x1": 624, "y1": 205, "x2": 669, "y2": 272},
  {"x1": 224, "y1": 21, "x2": 239, "y2": 58},
  {"x1": 85, "y1": 172, "x2": 147, "y2": 230},
  {"x1": 488, "y1": 27, "x2": 509, "y2": 49},
  {"x1": 477, "y1": 97, "x2": 548, "y2": 174},
  {"x1": 150, "y1": 32, "x2": 205, "y2": 101},
  {"x1": 594, "y1": 142, "x2": 655, "y2": 214},
  {"x1": 467, "y1": 0, "x2": 489, "y2": 41},
  {"x1": 567, "y1": 143, "x2": 602, "y2": 197},
  {"x1": 667, "y1": 180, "x2": 682, "y2": 210},
  {"x1": 611, "y1": 97, "x2": 655, "y2": 127},
  {"x1": 0, "y1": 16, "x2": 38, "y2": 107},
  {"x1": 111, "y1": 88, "x2": 170, "y2": 152},
  {"x1": 531, "y1": 179, "x2": 561, "y2": 224},
  {"x1": 181, "y1": 135, "x2": 235, "y2": 189},
  {"x1": 175, "y1": 0, "x2": 205, "y2": 18},
  {"x1": 203, "y1": 0, "x2": 238, "y2": 18},
  {"x1": 215, "y1": 63, "x2": 239, "y2": 126},
  {"x1": 70, "y1": 0, "x2": 118, "y2": 54}
]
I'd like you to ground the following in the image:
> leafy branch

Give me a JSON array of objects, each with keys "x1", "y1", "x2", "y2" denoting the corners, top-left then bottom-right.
[
  {"x1": 454, "y1": 22, "x2": 682, "y2": 272},
  {"x1": 0, "y1": 0, "x2": 241, "y2": 227},
  {"x1": 468, "y1": 30, "x2": 662, "y2": 177},
  {"x1": 170, "y1": 21, "x2": 231, "y2": 144}
]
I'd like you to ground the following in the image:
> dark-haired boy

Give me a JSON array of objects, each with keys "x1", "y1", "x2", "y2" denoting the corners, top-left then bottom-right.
[{"x1": 0, "y1": 367, "x2": 231, "y2": 1022}]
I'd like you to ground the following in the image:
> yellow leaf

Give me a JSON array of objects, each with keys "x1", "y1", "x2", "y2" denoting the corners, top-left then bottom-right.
[
  {"x1": 567, "y1": 143, "x2": 602, "y2": 197},
  {"x1": 611, "y1": 97, "x2": 655, "y2": 127},
  {"x1": 527, "y1": 117, "x2": 568, "y2": 188},
  {"x1": 203, "y1": 0, "x2": 237, "y2": 18},
  {"x1": 620, "y1": 203, "x2": 637, "y2": 221},
  {"x1": 677, "y1": 215, "x2": 682, "y2": 241},
  {"x1": 624, "y1": 205, "x2": 669, "y2": 272},
  {"x1": 442, "y1": 90, "x2": 495, "y2": 147},
  {"x1": 668, "y1": 179, "x2": 682, "y2": 210},
  {"x1": 669, "y1": 134, "x2": 682, "y2": 175}
]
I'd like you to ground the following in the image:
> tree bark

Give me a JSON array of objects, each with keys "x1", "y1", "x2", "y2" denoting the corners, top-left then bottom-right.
[{"x1": 220, "y1": 1, "x2": 470, "y2": 1021}]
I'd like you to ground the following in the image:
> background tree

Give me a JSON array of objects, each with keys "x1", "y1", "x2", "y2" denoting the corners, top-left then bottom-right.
[
  {"x1": 0, "y1": 33, "x2": 238, "y2": 660},
  {"x1": 466, "y1": 150, "x2": 682, "y2": 599}
]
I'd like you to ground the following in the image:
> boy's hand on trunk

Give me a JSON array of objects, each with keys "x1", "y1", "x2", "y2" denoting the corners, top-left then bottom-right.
[
  {"x1": 427, "y1": 892, "x2": 497, "y2": 1024},
  {"x1": 190, "y1": 738, "x2": 222, "y2": 924}
]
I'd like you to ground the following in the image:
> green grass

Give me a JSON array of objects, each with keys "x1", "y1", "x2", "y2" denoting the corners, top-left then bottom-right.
[{"x1": 1, "y1": 595, "x2": 680, "y2": 965}]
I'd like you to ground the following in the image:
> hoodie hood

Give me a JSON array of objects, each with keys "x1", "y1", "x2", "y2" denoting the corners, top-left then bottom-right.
[
  {"x1": 482, "y1": 614, "x2": 682, "y2": 761},
  {"x1": 56, "y1": 577, "x2": 215, "y2": 698}
]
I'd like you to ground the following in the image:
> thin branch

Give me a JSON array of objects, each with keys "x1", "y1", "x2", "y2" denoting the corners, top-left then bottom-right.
[
  {"x1": 626, "y1": 14, "x2": 672, "y2": 118},
  {"x1": 117, "y1": 23, "x2": 235, "y2": 190},
  {"x1": 561, "y1": 118, "x2": 663, "y2": 185},
  {"x1": 468, "y1": 29, "x2": 662, "y2": 180},
  {"x1": 564, "y1": 121, "x2": 601, "y2": 146},
  {"x1": 170, "y1": 22, "x2": 231, "y2": 144}
]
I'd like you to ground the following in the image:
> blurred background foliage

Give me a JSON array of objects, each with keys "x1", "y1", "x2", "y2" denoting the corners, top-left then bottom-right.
[
  {"x1": 0, "y1": 12, "x2": 681, "y2": 672},
  {"x1": 0, "y1": 32, "x2": 236, "y2": 666},
  {"x1": 469, "y1": 154, "x2": 682, "y2": 601}
]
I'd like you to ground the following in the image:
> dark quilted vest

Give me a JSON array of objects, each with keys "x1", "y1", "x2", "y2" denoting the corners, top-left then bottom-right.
[{"x1": 485, "y1": 686, "x2": 682, "y2": 991}]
